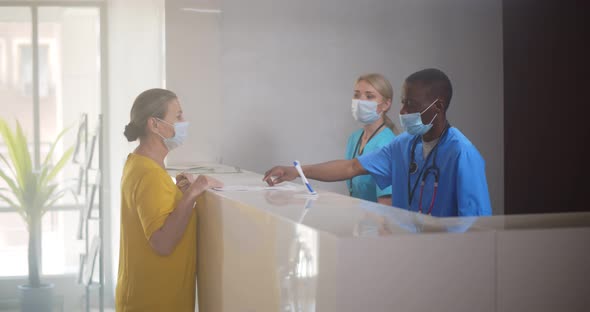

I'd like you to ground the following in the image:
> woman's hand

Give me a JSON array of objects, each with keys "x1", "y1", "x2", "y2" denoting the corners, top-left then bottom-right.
[
  {"x1": 150, "y1": 173, "x2": 220, "y2": 257},
  {"x1": 176, "y1": 172, "x2": 195, "y2": 193},
  {"x1": 187, "y1": 175, "x2": 224, "y2": 198}
]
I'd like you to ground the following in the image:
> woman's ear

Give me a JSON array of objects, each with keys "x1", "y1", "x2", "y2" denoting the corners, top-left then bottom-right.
[
  {"x1": 146, "y1": 117, "x2": 158, "y2": 134},
  {"x1": 380, "y1": 98, "x2": 392, "y2": 113}
]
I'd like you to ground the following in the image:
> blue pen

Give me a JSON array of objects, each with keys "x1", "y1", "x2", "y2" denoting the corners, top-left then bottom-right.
[{"x1": 293, "y1": 160, "x2": 317, "y2": 195}]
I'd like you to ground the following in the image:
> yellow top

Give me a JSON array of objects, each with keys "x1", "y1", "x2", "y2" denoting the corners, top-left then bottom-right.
[{"x1": 116, "y1": 153, "x2": 196, "y2": 312}]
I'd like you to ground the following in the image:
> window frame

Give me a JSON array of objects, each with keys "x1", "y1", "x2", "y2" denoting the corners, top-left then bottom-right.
[{"x1": 0, "y1": 0, "x2": 108, "y2": 282}]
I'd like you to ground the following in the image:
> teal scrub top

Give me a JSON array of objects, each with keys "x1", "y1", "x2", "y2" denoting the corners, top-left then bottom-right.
[{"x1": 345, "y1": 127, "x2": 395, "y2": 202}]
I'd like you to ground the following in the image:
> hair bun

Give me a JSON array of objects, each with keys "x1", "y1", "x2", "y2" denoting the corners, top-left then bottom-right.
[{"x1": 123, "y1": 123, "x2": 140, "y2": 142}]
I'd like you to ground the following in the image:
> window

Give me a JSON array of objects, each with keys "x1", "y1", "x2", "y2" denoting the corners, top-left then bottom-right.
[
  {"x1": 0, "y1": 5, "x2": 102, "y2": 278},
  {"x1": 0, "y1": 213, "x2": 28, "y2": 276},
  {"x1": 16, "y1": 43, "x2": 54, "y2": 97},
  {"x1": 0, "y1": 39, "x2": 6, "y2": 84}
]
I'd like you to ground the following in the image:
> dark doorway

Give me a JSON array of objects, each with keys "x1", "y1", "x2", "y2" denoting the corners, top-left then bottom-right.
[{"x1": 503, "y1": 0, "x2": 590, "y2": 214}]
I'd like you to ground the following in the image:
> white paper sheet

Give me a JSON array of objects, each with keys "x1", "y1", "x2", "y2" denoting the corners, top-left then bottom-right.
[
  {"x1": 166, "y1": 163, "x2": 241, "y2": 174},
  {"x1": 213, "y1": 184, "x2": 297, "y2": 192}
]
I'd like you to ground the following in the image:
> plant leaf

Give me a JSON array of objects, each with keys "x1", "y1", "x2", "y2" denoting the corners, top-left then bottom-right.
[
  {"x1": 0, "y1": 119, "x2": 34, "y2": 191},
  {"x1": 43, "y1": 192, "x2": 65, "y2": 211},
  {"x1": 0, "y1": 153, "x2": 16, "y2": 178},
  {"x1": 0, "y1": 118, "x2": 75, "y2": 224},
  {"x1": 37, "y1": 182, "x2": 58, "y2": 214},
  {"x1": 0, "y1": 191, "x2": 17, "y2": 207},
  {"x1": 42, "y1": 124, "x2": 72, "y2": 167},
  {"x1": 0, "y1": 118, "x2": 23, "y2": 186},
  {"x1": 0, "y1": 166, "x2": 19, "y2": 196},
  {"x1": 0, "y1": 193, "x2": 27, "y2": 222},
  {"x1": 21, "y1": 171, "x2": 41, "y2": 215},
  {"x1": 15, "y1": 121, "x2": 33, "y2": 175},
  {"x1": 45, "y1": 147, "x2": 74, "y2": 183},
  {"x1": 46, "y1": 186, "x2": 70, "y2": 204}
]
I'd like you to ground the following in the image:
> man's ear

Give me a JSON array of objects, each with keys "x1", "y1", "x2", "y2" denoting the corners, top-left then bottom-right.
[{"x1": 435, "y1": 98, "x2": 445, "y2": 113}]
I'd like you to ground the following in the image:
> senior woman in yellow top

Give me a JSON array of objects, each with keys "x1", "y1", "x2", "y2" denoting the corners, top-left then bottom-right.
[{"x1": 116, "y1": 88, "x2": 223, "y2": 311}]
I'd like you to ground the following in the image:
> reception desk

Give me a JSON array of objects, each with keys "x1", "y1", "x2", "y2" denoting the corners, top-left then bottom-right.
[{"x1": 168, "y1": 164, "x2": 590, "y2": 312}]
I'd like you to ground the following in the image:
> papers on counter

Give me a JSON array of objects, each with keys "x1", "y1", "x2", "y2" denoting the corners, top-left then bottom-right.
[
  {"x1": 166, "y1": 163, "x2": 241, "y2": 174},
  {"x1": 213, "y1": 184, "x2": 297, "y2": 192}
]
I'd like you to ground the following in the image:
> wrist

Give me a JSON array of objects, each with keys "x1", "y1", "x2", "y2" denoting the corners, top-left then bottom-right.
[
  {"x1": 301, "y1": 166, "x2": 309, "y2": 178},
  {"x1": 189, "y1": 180, "x2": 206, "y2": 198}
]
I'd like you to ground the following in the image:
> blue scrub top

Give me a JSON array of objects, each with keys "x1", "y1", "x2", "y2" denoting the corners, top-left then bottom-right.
[
  {"x1": 357, "y1": 127, "x2": 492, "y2": 217},
  {"x1": 345, "y1": 127, "x2": 395, "y2": 202}
]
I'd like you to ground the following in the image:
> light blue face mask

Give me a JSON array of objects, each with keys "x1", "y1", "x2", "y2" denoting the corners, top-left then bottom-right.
[
  {"x1": 351, "y1": 99, "x2": 381, "y2": 124},
  {"x1": 399, "y1": 99, "x2": 438, "y2": 136},
  {"x1": 155, "y1": 118, "x2": 189, "y2": 151}
]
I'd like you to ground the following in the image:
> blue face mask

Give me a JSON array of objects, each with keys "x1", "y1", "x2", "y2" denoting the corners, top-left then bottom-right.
[
  {"x1": 155, "y1": 118, "x2": 189, "y2": 151},
  {"x1": 399, "y1": 99, "x2": 438, "y2": 136},
  {"x1": 351, "y1": 99, "x2": 381, "y2": 124}
]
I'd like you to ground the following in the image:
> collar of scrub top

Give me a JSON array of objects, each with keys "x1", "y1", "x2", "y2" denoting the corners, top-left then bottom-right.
[
  {"x1": 407, "y1": 122, "x2": 451, "y2": 215},
  {"x1": 349, "y1": 122, "x2": 386, "y2": 196}
]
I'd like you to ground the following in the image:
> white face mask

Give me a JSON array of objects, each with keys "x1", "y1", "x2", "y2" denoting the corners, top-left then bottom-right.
[
  {"x1": 155, "y1": 118, "x2": 189, "y2": 151},
  {"x1": 351, "y1": 99, "x2": 381, "y2": 124},
  {"x1": 399, "y1": 99, "x2": 438, "y2": 136}
]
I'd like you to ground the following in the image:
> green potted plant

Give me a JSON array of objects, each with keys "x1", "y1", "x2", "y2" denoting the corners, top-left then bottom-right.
[{"x1": 0, "y1": 118, "x2": 73, "y2": 312}]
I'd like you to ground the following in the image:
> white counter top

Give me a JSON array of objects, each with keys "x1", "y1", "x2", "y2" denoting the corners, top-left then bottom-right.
[{"x1": 168, "y1": 163, "x2": 590, "y2": 312}]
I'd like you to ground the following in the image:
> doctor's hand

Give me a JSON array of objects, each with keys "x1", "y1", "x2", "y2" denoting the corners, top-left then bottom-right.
[{"x1": 263, "y1": 166, "x2": 298, "y2": 186}]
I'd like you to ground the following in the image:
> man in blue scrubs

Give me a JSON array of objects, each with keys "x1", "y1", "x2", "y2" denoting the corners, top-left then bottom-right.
[{"x1": 263, "y1": 68, "x2": 492, "y2": 217}]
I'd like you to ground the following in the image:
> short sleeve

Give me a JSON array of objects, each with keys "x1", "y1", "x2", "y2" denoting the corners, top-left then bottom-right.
[
  {"x1": 456, "y1": 148, "x2": 492, "y2": 216},
  {"x1": 372, "y1": 130, "x2": 395, "y2": 198},
  {"x1": 357, "y1": 142, "x2": 394, "y2": 190},
  {"x1": 135, "y1": 170, "x2": 178, "y2": 240},
  {"x1": 345, "y1": 132, "x2": 358, "y2": 191},
  {"x1": 345, "y1": 132, "x2": 356, "y2": 159},
  {"x1": 376, "y1": 185, "x2": 392, "y2": 198}
]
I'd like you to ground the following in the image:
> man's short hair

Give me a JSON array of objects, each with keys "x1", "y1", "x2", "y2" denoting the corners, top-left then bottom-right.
[{"x1": 405, "y1": 68, "x2": 453, "y2": 111}]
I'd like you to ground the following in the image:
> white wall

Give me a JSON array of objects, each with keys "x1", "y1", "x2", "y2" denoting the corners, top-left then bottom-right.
[
  {"x1": 165, "y1": 0, "x2": 223, "y2": 165},
  {"x1": 166, "y1": 0, "x2": 504, "y2": 214},
  {"x1": 106, "y1": 0, "x2": 165, "y2": 306}
]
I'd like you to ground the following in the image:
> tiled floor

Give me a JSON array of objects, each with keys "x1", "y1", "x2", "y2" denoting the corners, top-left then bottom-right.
[
  {"x1": 0, "y1": 309, "x2": 114, "y2": 312},
  {"x1": 0, "y1": 295, "x2": 114, "y2": 312}
]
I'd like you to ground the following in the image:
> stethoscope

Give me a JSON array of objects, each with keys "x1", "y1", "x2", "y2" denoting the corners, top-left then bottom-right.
[
  {"x1": 349, "y1": 123, "x2": 386, "y2": 195},
  {"x1": 407, "y1": 124, "x2": 450, "y2": 215}
]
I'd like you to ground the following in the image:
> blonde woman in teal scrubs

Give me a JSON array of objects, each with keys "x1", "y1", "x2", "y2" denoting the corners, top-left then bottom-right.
[{"x1": 346, "y1": 73, "x2": 399, "y2": 205}]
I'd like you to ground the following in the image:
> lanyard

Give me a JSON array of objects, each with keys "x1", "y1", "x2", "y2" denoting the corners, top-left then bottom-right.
[
  {"x1": 407, "y1": 124, "x2": 450, "y2": 214},
  {"x1": 349, "y1": 123, "x2": 385, "y2": 195}
]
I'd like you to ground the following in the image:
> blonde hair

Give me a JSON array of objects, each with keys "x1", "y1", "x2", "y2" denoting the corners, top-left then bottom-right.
[
  {"x1": 356, "y1": 73, "x2": 399, "y2": 134},
  {"x1": 123, "y1": 88, "x2": 177, "y2": 142}
]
